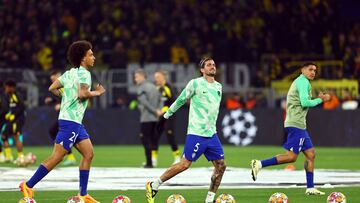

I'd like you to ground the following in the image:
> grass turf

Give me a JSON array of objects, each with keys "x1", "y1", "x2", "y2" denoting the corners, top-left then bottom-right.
[
  {"x1": 5, "y1": 187, "x2": 359, "y2": 203},
  {"x1": 1, "y1": 145, "x2": 359, "y2": 169},
  {"x1": 1, "y1": 145, "x2": 359, "y2": 202}
]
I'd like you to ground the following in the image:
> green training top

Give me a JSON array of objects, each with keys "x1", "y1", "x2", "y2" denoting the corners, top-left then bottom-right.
[
  {"x1": 58, "y1": 66, "x2": 91, "y2": 124},
  {"x1": 284, "y1": 74, "x2": 322, "y2": 129},
  {"x1": 164, "y1": 77, "x2": 222, "y2": 137}
]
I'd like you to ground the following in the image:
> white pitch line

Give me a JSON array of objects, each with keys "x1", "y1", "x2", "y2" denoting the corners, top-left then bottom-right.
[{"x1": 1, "y1": 167, "x2": 360, "y2": 191}]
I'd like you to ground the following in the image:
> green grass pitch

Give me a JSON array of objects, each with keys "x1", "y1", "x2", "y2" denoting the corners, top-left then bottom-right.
[{"x1": 1, "y1": 145, "x2": 359, "y2": 202}]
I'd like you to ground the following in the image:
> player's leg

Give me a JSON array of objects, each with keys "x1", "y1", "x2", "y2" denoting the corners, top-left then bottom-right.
[
  {"x1": 302, "y1": 137, "x2": 325, "y2": 195},
  {"x1": 141, "y1": 122, "x2": 153, "y2": 168},
  {"x1": 13, "y1": 124, "x2": 24, "y2": 158},
  {"x1": 204, "y1": 134, "x2": 226, "y2": 203},
  {"x1": 74, "y1": 125, "x2": 99, "y2": 203},
  {"x1": 150, "y1": 122, "x2": 159, "y2": 167},
  {"x1": 146, "y1": 157, "x2": 192, "y2": 203},
  {"x1": 2, "y1": 123, "x2": 13, "y2": 162},
  {"x1": 20, "y1": 143, "x2": 68, "y2": 198},
  {"x1": 0, "y1": 138, "x2": 4, "y2": 163},
  {"x1": 146, "y1": 135, "x2": 205, "y2": 203},
  {"x1": 251, "y1": 127, "x2": 302, "y2": 181},
  {"x1": 165, "y1": 118, "x2": 180, "y2": 164},
  {"x1": 19, "y1": 120, "x2": 77, "y2": 198}
]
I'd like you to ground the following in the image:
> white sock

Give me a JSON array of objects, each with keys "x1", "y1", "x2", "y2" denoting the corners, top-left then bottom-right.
[
  {"x1": 205, "y1": 191, "x2": 216, "y2": 203},
  {"x1": 151, "y1": 178, "x2": 163, "y2": 190}
]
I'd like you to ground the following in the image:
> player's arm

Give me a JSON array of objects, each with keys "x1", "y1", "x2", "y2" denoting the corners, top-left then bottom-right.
[
  {"x1": 296, "y1": 78, "x2": 322, "y2": 108},
  {"x1": 164, "y1": 79, "x2": 195, "y2": 119},
  {"x1": 48, "y1": 79, "x2": 64, "y2": 97},
  {"x1": 78, "y1": 83, "x2": 105, "y2": 100}
]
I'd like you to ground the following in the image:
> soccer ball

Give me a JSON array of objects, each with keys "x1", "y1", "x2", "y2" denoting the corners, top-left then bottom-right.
[
  {"x1": 215, "y1": 193, "x2": 236, "y2": 203},
  {"x1": 18, "y1": 197, "x2": 37, "y2": 203},
  {"x1": 67, "y1": 196, "x2": 85, "y2": 203},
  {"x1": 25, "y1": 152, "x2": 37, "y2": 164},
  {"x1": 327, "y1": 192, "x2": 346, "y2": 203},
  {"x1": 166, "y1": 194, "x2": 187, "y2": 203},
  {"x1": 112, "y1": 195, "x2": 132, "y2": 203},
  {"x1": 15, "y1": 156, "x2": 29, "y2": 167},
  {"x1": 268, "y1": 192, "x2": 289, "y2": 203}
]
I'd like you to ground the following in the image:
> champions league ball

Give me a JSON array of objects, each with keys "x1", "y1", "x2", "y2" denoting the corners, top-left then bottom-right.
[
  {"x1": 26, "y1": 152, "x2": 37, "y2": 164},
  {"x1": 67, "y1": 196, "x2": 85, "y2": 203},
  {"x1": 215, "y1": 193, "x2": 236, "y2": 203},
  {"x1": 112, "y1": 195, "x2": 132, "y2": 203},
  {"x1": 268, "y1": 192, "x2": 289, "y2": 203},
  {"x1": 18, "y1": 197, "x2": 37, "y2": 203},
  {"x1": 166, "y1": 194, "x2": 187, "y2": 203},
  {"x1": 222, "y1": 110, "x2": 257, "y2": 146},
  {"x1": 15, "y1": 156, "x2": 29, "y2": 167},
  {"x1": 327, "y1": 192, "x2": 346, "y2": 203}
]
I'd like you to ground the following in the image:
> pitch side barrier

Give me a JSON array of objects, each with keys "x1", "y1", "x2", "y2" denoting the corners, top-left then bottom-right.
[{"x1": 20, "y1": 108, "x2": 360, "y2": 147}]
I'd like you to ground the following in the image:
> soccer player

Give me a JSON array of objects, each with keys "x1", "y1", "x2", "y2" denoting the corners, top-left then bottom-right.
[
  {"x1": 19, "y1": 40, "x2": 105, "y2": 203},
  {"x1": 0, "y1": 81, "x2": 6, "y2": 163},
  {"x1": 146, "y1": 58, "x2": 226, "y2": 203},
  {"x1": 45, "y1": 70, "x2": 77, "y2": 166},
  {"x1": 1, "y1": 79, "x2": 26, "y2": 164},
  {"x1": 134, "y1": 69, "x2": 162, "y2": 168},
  {"x1": 153, "y1": 70, "x2": 181, "y2": 165},
  {"x1": 251, "y1": 62, "x2": 330, "y2": 195}
]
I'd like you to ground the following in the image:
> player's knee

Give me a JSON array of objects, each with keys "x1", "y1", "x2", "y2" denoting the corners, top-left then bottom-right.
[
  {"x1": 83, "y1": 151, "x2": 94, "y2": 161},
  {"x1": 217, "y1": 161, "x2": 227, "y2": 172},
  {"x1": 179, "y1": 160, "x2": 191, "y2": 171},
  {"x1": 288, "y1": 154, "x2": 297, "y2": 163}
]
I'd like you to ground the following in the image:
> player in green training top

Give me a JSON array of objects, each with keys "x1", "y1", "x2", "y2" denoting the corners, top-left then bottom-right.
[
  {"x1": 146, "y1": 58, "x2": 226, "y2": 203},
  {"x1": 251, "y1": 62, "x2": 330, "y2": 195},
  {"x1": 19, "y1": 40, "x2": 105, "y2": 203}
]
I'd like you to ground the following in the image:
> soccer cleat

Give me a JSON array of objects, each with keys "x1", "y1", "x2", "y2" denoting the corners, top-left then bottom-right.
[
  {"x1": 78, "y1": 193, "x2": 100, "y2": 203},
  {"x1": 5, "y1": 156, "x2": 14, "y2": 163},
  {"x1": 61, "y1": 159, "x2": 76, "y2": 166},
  {"x1": 19, "y1": 181, "x2": 34, "y2": 198},
  {"x1": 0, "y1": 153, "x2": 5, "y2": 163},
  {"x1": 146, "y1": 182, "x2": 158, "y2": 203},
  {"x1": 305, "y1": 188, "x2": 325, "y2": 195},
  {"x1": 251, "y1": 159, "x2": 261, "y2": 181}
]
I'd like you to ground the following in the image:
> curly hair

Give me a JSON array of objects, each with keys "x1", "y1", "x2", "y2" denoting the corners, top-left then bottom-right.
[{"x1": 67, "y1": 40, "x2": 92, "y2": 68}]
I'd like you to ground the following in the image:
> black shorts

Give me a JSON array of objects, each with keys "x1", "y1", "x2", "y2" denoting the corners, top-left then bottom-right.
[{"x1": 2, "y1": 120, "x2": 24, "y2": 138}]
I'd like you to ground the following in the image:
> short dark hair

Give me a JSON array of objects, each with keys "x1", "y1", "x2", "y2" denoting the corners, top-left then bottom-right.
[
  {"x1": 300, "y1": 62, "x2": 318, "y2": 69},
  {"x1": 155, "y1": 69, "x2": 168, "y2": 78},
  {"x1": 134, "y1": 68, "x2": 146, "y2": 78},
  {"x1": 5, "y1": 79, "x2": 16, "y2": 87},
  {"x1": 67, "y1": 40, "x2": 92, "y2": 68},
  {"x1": 199, "y1": 57, "x2": 213, "y2": 69}
]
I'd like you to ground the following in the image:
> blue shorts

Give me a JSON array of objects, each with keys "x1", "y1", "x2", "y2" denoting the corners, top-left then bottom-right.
[
  {"x1": 183, "y1": 134, "x2": 224, "y2": 162},
  {"x1": 283, "y1": 127, "x2": 313, "y2": 154},
  {"x1": 55, "y1": 120, "x2": 89, "y2": 151}
]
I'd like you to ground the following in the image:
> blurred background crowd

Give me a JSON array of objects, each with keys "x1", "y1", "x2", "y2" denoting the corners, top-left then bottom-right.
[{"x1": 0, "y1": 0, "x2": 359, "y2": 109}]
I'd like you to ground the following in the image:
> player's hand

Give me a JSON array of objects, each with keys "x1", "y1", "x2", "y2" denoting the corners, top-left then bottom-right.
[
  {"x1": 319, "y1": 92, "x2": 331, "y2": 102},
  {"x1": 44, "y1": 97, "x2": 53, "y2": 104},
  {"x1": 156, "y1": 109, "x2": 163, "y2": 117},
  {"x1": 5, "y1": 113, "x2": 15, "y2": 121},
  {"x1": 55, "y1": 103, "x2": 61, "y2": 111},
  {"x1": 95, "y1": 84, "x2": 106, "y2": 96}
]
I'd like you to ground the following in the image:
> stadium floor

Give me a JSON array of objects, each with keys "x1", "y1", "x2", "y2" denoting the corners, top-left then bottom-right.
[{"x1": 1, "y1": 166, "x2": 359, "y2": 191}]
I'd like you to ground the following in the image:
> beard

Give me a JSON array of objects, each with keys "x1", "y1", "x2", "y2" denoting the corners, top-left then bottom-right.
[{"x1": 206, "y1": 70, "x2": 216, "y2": 77}]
